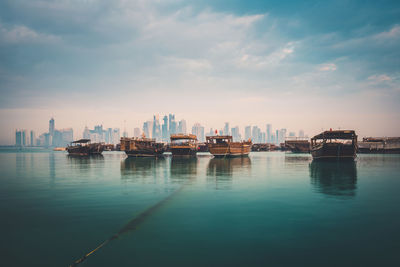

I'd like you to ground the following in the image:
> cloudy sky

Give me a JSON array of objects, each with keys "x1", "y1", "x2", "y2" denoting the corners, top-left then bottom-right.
[{"x1": 0, "y1": 0, "x2": 399, "y2": 144}]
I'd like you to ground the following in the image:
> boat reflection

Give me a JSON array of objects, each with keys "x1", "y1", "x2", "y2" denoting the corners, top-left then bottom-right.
[
  {"x1": 120, "y1": 157, "x2": 166, "y2": 181},
  {"x1": 170, "y1": 157, "x2": 198, "y2": 182},
  {"x1": 67, "y1": 154, "x2": 104, "y2": 171},
  {"x1": 207, "y1": 157, "x2": 251, "y2": 190},
  {"x1": 309, "y1": 160, "x2": 357, "y2": 198}
]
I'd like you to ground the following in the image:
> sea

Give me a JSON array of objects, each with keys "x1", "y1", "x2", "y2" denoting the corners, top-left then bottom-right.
[{"x1": 1, "y1": 150, "x2": 399, "y2": 266}]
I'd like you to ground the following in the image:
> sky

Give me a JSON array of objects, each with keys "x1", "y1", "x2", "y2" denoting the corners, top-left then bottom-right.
[{"x1": 0, "y1": 0, "x2": 399, "y2": 144}]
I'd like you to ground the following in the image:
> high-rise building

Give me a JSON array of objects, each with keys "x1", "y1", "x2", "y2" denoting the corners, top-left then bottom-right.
[
  {"x1": 266, "y1": 124, "x2": 272, "y2": 143},
  {"x1": 162, "y1": 115, "x2": 169, "y2": 141},
  {"x1": 152, "y1": 115, "x2": 161, "y2": 141},
  {"x1": 15, "y1": 130, "x2": 22, "y2": 146},
  {"x1": 299, "y1": 130, "x2": 305, "y2": 138},
  {"x1": 276, "y1": 129, "x2": 279, "y2": 144},
  {"x1": 231, "y1": 126, "x2": 240, "y2": 141},
  {"x1": 252, "y1": 126, "x2": 261, "y2": 143},
  {"x1": 30, "y1": 131, "x2": 35, "y2": 147},
  {"x1": 168, "y1": 114, "x2": 176, "y2": 135},
  {"x1": 207, "y1": 128, "x2": 215, "y2": 136},
  {"x1": 143, "y1": 121, "x2": 150, "y2": 138},
  {"x1": 223, "y1": 122, "x2": 230, "y2": 136},
  {"x1": 289, "y1": 132, "x2": 296, "y2": 137},
  {"x1": 191, "y1": 123, "x2": 205, "y2": 143},
  {"x1": 245, "y1": 126, "x2": 251, "y2": 141},
  {"x1": 134, "y1": 127, "x2": 141, "y2": 138},
  {"x1": 49, "y1": 118, "x2": 55, "y2": 137},
  {"x1": 112, "y1": 128, "x2": 120, "y2": 144},
  {"x1": 178, "y1": 120, "x2": 187, "y2": 134}
]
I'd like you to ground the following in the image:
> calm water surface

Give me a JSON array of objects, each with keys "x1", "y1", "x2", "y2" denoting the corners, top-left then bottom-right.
[{"x1": 1, "y1": 151, "x2": 399, "y2": 266}]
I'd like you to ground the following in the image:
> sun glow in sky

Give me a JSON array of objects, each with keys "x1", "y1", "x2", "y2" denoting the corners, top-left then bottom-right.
[{"x1": 0, "y1": 0, "x2": 399, "y2": 144}]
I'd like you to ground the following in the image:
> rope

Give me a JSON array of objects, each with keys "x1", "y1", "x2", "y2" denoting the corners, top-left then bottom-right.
[{"x1": 69, "y1": 185, "x2": 184, "y2": 267}]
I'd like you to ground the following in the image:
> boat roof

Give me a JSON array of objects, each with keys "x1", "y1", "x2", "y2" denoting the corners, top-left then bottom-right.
[
  {"x1": 72, "y1": 139, "x2": 91, "y2": 144},
  {"x1": 170, "y1": 134, "x2": 197, "y2": 140},
  {"x1": 121, "y1": 137, "x2": 156, "y2": 142},
  {"x1": 206, "y1": 135, "x2": 232, "y2": 140},
  {"x1": 311, "y1": 130, "x2": 357, "y2": 140}
]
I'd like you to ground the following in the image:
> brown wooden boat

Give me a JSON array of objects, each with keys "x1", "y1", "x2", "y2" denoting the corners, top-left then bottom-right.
[
  {"x1": 311, "y1": 130, "x2": 357, "y2": 160},
  {"x1": 120, "y1": 137, "x2": 165, "y2": 157},
  {"x1": 285, "y1": 138, "x2": 310, "y2": 153},
  {"x1": 170, "y1": 134, "x2": 197, "y2": 157},
  {"x1": 206, "y1": 135, "x2": 252, "y2": 157},
  {"x1": 66, "y1": 139, "x2": 104, "y2": 156}
]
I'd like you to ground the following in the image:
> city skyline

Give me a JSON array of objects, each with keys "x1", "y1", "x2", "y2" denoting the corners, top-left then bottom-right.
[
  {"x1": 12, "y1": 115, "x2": 311, "y2": 146},
  {"x1": 1, "y1": 1, "x2": 399, "y2": 144}
]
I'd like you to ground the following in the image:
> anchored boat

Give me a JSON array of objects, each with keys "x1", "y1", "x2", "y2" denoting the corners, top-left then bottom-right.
[
  {"x1": 170, "y1": 134, "x2": 197, "y2": 157},
  {"x1": 284, "y1": 137, "x2": 310, "y2": 153},
  {"x1": 120, "y1": 137, "x2": 165, "y2": 157},
  {"x1": 206, "y1": 135, "x2": 252, "y2": 157},
  {"x1": 311, "y1": 130, "x2": 357, "y2": 160},
  {"x1": 66, "y1": 139, "x2": 104, "y2": 156}
]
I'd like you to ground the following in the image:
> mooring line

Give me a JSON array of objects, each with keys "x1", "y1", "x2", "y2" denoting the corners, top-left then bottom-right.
[{"x1": 69, "y1": 185, "x2": 184, "y2": 267}]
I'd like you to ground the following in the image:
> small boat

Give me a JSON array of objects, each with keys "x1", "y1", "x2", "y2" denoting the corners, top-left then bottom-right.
[
  {"x1": 120, "y1": 137, "x2": 165, "y2": 157},
  {"x1": 66, "y1": 139, "x2": 104, "y2": 156},
  {"x1": 311, "y1": 130, "x2": 357, "y2": 160},
  {"x1": 206, "y1": 135, "x2": 252, "y2": 157},
  {"x1": 170, "y1": 134, "x2": 197, "y2": 157}
]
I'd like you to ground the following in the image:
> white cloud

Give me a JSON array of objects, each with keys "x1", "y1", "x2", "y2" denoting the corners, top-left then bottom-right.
[
  {"x1": 318, "y1": 63, "x2": 337, "y2": 71},
  {"x1": 0, "y1": 23, "x2": 60, "y2": 44}
]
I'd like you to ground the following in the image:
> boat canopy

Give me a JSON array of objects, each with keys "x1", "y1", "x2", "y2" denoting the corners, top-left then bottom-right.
[
  {"x1": 71, "y1": 139, "x2": 91, "y2": 144},
  {"x1": 311, "y1": 130, "x2": 357, "y2": 141},
  {"x1": 170, "y1": 134, "x2": 197, "y2": 140}
]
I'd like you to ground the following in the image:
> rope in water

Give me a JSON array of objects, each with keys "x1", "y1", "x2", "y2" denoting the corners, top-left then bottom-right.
[{"x1": 69, "y1": 185, "x2": 184, "y2": 267}]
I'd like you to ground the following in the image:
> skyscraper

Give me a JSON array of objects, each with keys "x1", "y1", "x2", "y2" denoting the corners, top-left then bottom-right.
[
  {"x1": 49, "y1": 118, "x2": 55, "y2": 137},
  {"x1": 134, "y1": 127, "x2": 141, "y2": 138},
  {"x1": 231, "y1": 126, "x2": 240, "y2": 141},
  {"x1": 30, "y1": 130, "x2": 35, "y2": 147},
  {"x1": 299, "y1": 129, "x2": 305, "y2": 138},
  {"x1": 266, "y1": 124, "x2": 272, "y2": 143},
  {"x1": 143, "y1": 121, "x2": 150, "y2": 138},
  {"x1": 15, "y1": 130, "x2": 22, "y2": 146},
  {"x1": 162, "y1": 115, "x2": 169, "y2": 141},
  {"x1": 152, "y1": 115, "x2": 161, "y2": 141},
  {"x1": 223, "y1": 122, "x2": 230, "y2": 136},
  {"x1": 178, "y1": 120, "x2": 187, "y2": 134},
  {"x1": 191, "y1": 123, "x2": 205, "y2": 142},
  {"x1": 168, "y1": 114, "x2": 177, "y2": 135},
  {"x1": 245, "y1": 126, "x2": 251, "y2": 141}
]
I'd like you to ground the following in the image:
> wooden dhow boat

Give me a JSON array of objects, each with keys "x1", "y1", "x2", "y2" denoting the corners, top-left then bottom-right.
[
  {"x1": 311, "y1": 130, "x2": 357, "y2": 160},
  {"x1": 284, "y1": 137, "x2": 310, "y2": 153},
  {"x1": 66, "y1": 139, "x2": 104, "y2": 156},
  {"x1": 120, "y1": 137, "x2": 165, "y2": 157},
  {"x1": 206, "y1": 135, "x2": 252, "y2": 157},
  {"x1": 170, "y1": 134, "x2": 197, "y2": 157}
]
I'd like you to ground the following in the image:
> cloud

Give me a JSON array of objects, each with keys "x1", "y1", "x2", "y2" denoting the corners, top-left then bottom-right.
[
  {"x1": 318, "y1": 63, "x2": 337, "y2": 71},
  {"x1": 0, "y1": 22, "x2": 60, "y2": 44}
]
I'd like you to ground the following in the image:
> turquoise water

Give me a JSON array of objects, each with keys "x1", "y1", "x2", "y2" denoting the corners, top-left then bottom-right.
[{"x1": 1, "y1": 151, "x2": 399, "y2": 266}]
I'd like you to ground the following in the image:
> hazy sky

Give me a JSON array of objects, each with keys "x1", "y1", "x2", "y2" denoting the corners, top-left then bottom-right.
[{"x1": 1, "y1": 0, "x2": 399, "y2": 144}]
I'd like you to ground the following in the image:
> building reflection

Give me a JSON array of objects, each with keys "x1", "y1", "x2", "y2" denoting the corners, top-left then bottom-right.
[
  {"x1": 207, "y1": 157, "x2": 251, "y2": 190},
  {"x1": 309, "y1": 161, "x2": 357, "y2": 198}
]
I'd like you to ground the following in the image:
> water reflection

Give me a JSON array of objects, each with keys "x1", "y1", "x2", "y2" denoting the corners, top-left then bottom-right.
[
  {"x1": 207, "y1": 157, "x2": 251, "y2": 190},
  {"x1": 120, "y1": 157, "x2": 166, "y2": 181},
  {"x1": 67, "y1": 154, "x2": 104, "y2": 171},
  {"x1": 309, "y1": 161, "x2": 357, "y2": 198},
  {"x1": 170, "y1": 157, "x2": 198, "y2": 182}
]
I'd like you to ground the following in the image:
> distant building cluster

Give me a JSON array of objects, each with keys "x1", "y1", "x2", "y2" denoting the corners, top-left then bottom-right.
[
  {"x1": 15, "y1": 118, "x2": 73, "y2": 147},
  {"x1": 142, "y1": 114, "x2": 189, "y2": 142},
  {"x1": 83, "y1": 125, "x2": 120, "y2": 145},
  {"x1": 14, "y1": 115, "x2": 308, "y2": 147}
]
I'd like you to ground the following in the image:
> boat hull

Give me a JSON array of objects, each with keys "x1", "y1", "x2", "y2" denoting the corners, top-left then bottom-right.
[
  {"x1": 125, "y1": 149, "x2": 164, "y2": 157},
  {"x1": 208, "y1": 143, "x2": 251, "y2": 158},
  {"x1": 170, "y1": 146, "x2": 197, "y2": 157},
  {"x1": 311, "y1": 143, "x2": 356, "y2": 160}
]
